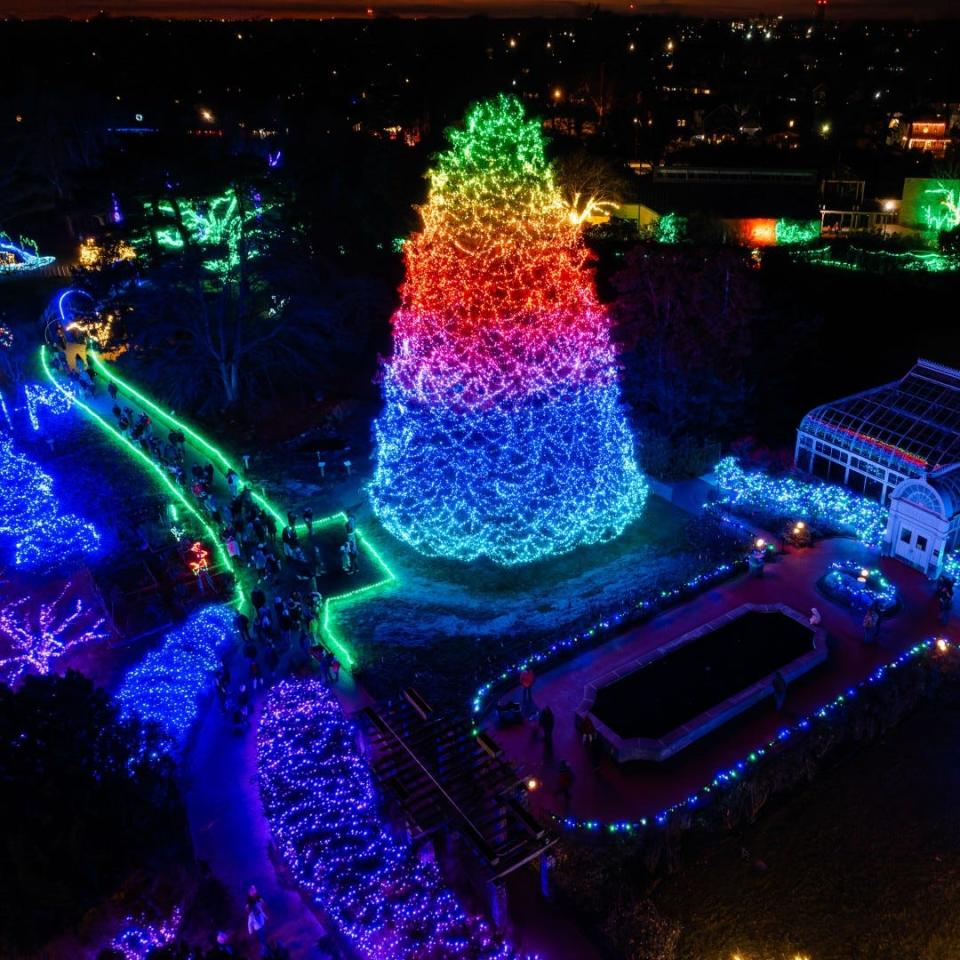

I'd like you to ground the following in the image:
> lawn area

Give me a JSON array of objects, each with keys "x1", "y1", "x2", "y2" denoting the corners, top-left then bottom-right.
[
  {"x1": 652, "y1": 685, "x2": 960, "y2": 960},
  {"x1": 338, "y1": 494, "x2": 739, "y2": 709}
]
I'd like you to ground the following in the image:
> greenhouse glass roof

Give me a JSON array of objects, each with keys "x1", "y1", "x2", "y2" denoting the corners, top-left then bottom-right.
[{"x1": 799, "y1": 360, "x2": 960, "y2": 476}]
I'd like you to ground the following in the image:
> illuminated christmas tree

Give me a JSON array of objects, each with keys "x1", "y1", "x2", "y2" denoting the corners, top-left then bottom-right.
[{"x1": 371, "y1": 95, "x2": 647, "y2": 565}]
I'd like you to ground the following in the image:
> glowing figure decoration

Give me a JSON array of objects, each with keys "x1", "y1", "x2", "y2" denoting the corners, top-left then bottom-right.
[
  {"x1": 0, "y1": 583, "x2": 108, "y2": 687},
  {"x1": 371, "y1": 95, "x2": 647, "y2": 566}
]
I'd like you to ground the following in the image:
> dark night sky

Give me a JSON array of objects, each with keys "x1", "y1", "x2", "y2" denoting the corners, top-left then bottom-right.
[{"x1": 2, "y1": 0, "x2": 958, "y2": 19}]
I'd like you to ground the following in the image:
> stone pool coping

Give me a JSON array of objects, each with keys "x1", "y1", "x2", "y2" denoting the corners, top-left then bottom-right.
[{"x1": 577, "y1": 602, "x2": 827, "y2": 763}]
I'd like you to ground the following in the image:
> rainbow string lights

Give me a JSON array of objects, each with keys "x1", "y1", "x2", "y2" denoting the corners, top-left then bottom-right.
[
  {"x1": 114, "y1": 604, "x2": 234, "y2": 745},
  {"x1": 371, "y1": 94, "x2": 647, "y2": 566},
  {"x1": 0, "y1": 581, "x2": 109, "y2": 687},
  {"x1": 258, "y1": 679, "x2": 528, "y2": 960}
]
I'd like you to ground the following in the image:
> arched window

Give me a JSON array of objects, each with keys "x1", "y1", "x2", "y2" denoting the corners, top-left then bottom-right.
[{"x1": 893, "y1": 481, "x2": 945, "y2": 519}]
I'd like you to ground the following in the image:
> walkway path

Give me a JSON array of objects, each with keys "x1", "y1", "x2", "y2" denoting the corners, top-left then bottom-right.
[
  {"x1": 492, "y1": 536, "x2": 958, "y2": 825},
  {"x1": 43, "y1": 343, "x2": 596, "y2": 957},
  {"x1": 182, "y1": 671, "x2": 375, "y2": 958}
]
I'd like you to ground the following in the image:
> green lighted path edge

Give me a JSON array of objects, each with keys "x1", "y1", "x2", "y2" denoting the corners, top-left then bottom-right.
[{"x1": 41, "y1": 346, "x2": 396, "y2": 667}]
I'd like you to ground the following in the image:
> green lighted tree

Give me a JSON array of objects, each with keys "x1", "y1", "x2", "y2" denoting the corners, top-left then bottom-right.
[{"x1": 122, "y1": 184, "x2": 389, "y2": 413}]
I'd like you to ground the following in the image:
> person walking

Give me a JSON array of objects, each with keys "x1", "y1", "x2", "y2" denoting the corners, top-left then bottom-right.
[
  {"x1": 939, "y1": 586, "x2": 953, "y2": 625},
  {"x1": 862, "y1": 608, "x2": 879, "y2": 645},
  {"x1": 245, "y1": 885, "x2": 268, "y2": 955},
  {"x1": 520, "y1": 668, "x2": 535, "y2": 709},
  {"x1": 772, "y1": 670, "x2": 788, "y2": 710},
  {"x1": 538, "y1": 704, "x2": 555, "y2": 750},
  {"x1": 235, "y1": 611, "x2": 251, "y2": 643},
  {"x1": 555, "y1": 761, "x2": 575, "y2": 811},
  {"x1": 304, "y1": 507, "x2": 314, "y2": 536}
]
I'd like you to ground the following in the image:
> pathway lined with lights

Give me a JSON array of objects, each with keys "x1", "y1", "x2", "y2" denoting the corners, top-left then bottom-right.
[
  {"x1": 41, "y1": 344, "x2": 396, "y2": 665},
  {"x1": 492, "y1": 536, "x2": 956, "y2": 832}
]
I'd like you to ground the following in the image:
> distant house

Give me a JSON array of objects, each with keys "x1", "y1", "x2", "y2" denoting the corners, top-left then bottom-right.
[
  {"x1": 634, "y1": 165, "x2": 820, "y2": 245},
  {"x1": 905, "y1": 118, "x2": 951, "y2": 157},
  {"x1": 796, "y1": 360, "x2": 960, "y2": 577}
]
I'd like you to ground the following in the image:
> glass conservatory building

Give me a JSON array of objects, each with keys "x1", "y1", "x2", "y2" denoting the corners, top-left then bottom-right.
[{"x1": 796, "y1": 359, "x2": 960, "y2": 577}]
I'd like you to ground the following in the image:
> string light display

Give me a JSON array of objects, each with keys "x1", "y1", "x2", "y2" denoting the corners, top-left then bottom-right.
[
  {"x1": 78, "y1": 236, "x2": 136, "y2": 269},
  {"x1": 258, "y1": 679, "x2": 527, "y2": 960},
  {"x1": 109, "y1": 907, "x2": 182, "y2": 960},
  {"x1": 920, "y1": 182, "x2": 960, "y2": 233},
  {"x1": 142, "y1": 187, "x2": 273, "y2": 277},
  {"x1": 804, "y1": 416, "x2": 928, "y2": 470},
  {"x1": 715, "y1": 456, "x2": 887, "y2": 548},
  {"x1": 556, "y1": 637, "x2": 951, "y2": 836},
  {"x1": 0, "y1": 436, "x2": 101, "y2": 569},
  {"x1": 471, "y1": 556, "x2": 746, "y2": 716},
  {"x1": 84, "y1": 349, "x2": 396, "y2": 665},
  {"x1": 371, "y1": 94, "x2": 647, "y2": 566},
  {"x1": 0, "y1": 581, "x2": 108, "y2": 686},
  {"x1": 0, "y1": 232, "x2": 55, "y2": 274},
  {"x1": 115, "y1": 604, "x2": 234, "y2": 744},
  {"x1": 820, "y1": 559, "x2": 899, "y2": 614},
  {"x1": 774, "y1": 218, "x2": 821, "y2": 245},
  {"x1": 654, "y1": 211, "x2": 687, "y2": 243},
  {"x1": 24, "y1": 381, "x2": 74, "y2": 431},
  {"x1": 794, "y1": 245, "x2": 959, "y2": 273}
]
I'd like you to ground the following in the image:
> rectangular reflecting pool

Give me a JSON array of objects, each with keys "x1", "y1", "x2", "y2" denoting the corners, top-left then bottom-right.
[{"x1": 579, "y1": 604, "x2": 827, "y2": 762}]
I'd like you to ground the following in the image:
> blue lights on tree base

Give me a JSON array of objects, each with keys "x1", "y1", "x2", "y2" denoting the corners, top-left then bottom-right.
[{"x1": 373, "y1": 382, "x2": 647, "y2": 566}]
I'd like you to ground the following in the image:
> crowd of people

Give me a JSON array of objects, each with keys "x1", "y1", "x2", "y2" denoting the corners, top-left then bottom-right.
[{"x1": 51, "y1": 346, "x2": 355, "y2": 729}]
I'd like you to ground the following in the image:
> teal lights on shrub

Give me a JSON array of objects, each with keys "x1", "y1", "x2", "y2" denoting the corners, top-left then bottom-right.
[
  {"x1": 653, "y1": 211, "x2": 687, "y2": 244},
  {"x1": 774, "y1": 218, "x2": 820, "y2": 245},
  {"x1": 715, "y1": 456, "x2": 888, "y2": 548},
  {"x1": 820, "y1": 559, "x2": 899, "y2": 615}
]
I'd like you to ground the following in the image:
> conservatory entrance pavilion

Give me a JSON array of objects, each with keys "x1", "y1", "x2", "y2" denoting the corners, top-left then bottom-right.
[{"x1": 796, "y1": 359, "x2": 960, "y2": 578}]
